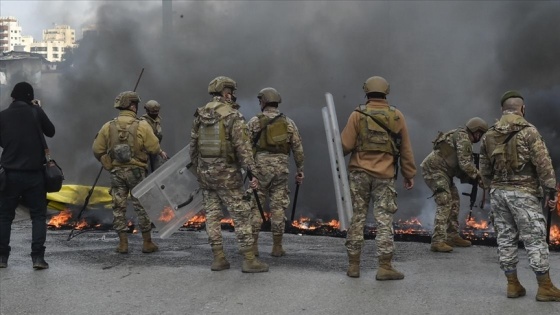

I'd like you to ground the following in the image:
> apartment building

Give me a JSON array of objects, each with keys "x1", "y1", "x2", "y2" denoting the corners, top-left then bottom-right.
[
  {"x1": 0, "y1": 16, "x2": 24, "y2": 53},
  {"x1": 30, "y1": 25, "x2": 76, "y2": 62},
  {"x1": 1, "y1": 17, "x2": 77, "y2": 62}
]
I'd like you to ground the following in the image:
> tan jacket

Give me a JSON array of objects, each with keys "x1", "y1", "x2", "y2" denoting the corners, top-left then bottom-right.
[
  {"x1": 92, "y1": 110, "x2": 162, "y2": 169},
  {"x1": 341, "y1": 99, "x2": 416, "y2": 179}
]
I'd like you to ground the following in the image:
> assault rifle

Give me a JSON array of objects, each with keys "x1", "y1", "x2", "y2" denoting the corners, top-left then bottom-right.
[{"x1": 462, "y1": 153, "x2": 480, "y2": 221}]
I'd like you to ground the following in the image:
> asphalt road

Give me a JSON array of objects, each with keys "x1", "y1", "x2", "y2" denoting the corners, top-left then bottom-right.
[{"x1": 1, "y1": 221, "x2": 560, "y2": 315}]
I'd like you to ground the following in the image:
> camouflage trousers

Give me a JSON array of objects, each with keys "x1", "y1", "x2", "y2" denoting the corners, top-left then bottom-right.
[
  {"x1": 345, "y1": 171, "x2": 398, "y2": 256},
  {"x1": 491, "y1": 189, "x2": 549, "y2": 273},
  {"x1": 110, "y1": 167, "x2": 152, "y2": 233},
  {"x1": 203, "y1": 188, "x2": 254, "y2": 251},
  {"x1": 250, "y1": 171, "x2": 290, "y2": 236},
  {"x1": 421, "y1": 169, "x2": 460, "y2": 243}
]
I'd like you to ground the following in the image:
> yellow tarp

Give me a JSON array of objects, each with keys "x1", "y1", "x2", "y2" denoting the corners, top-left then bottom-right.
[{"x1": 47, "y1": 185, "x2": 112, "y2": 211}]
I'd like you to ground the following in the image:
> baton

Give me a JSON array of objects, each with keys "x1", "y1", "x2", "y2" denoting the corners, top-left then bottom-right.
[
  {"x1": 247, "y1": 170, "x2": 266, "y2": 222},
  {"x1": 290, "y1": 183, "x2": 300, "y2": 222}
]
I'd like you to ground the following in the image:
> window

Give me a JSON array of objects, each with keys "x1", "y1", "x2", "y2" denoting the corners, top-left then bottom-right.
[
  {"x1": 53, "y1": 47, "x2": 58, "y2": 51},
  {"x1": 53, "y1": 54, "x2": 59, "y2": 58}
]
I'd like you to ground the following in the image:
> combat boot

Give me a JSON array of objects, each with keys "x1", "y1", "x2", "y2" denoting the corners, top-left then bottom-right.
[
  {"x1": 346, "y1": 251, "x2": 360, "y2": 278},
  {"x1": 536, "y1": 271, "x2": 560, "y2": 302},
  {"x1": 446, "y1": 235, "x2": 472, "y2": 247},
  {"x1": 252, "y1": 233, "x2": 259, "y2": 257},
  {"x1": 210, "y1": 245, "x2": 230, "y2": 271},
  {"x1": 116, "y1": 232, "x2": 128, "y2": 254},
  {"x1": 31, "y1": 254, "x2": 49, "y2": 270},
  {"x1": 0, "y1": 256, "x2": 8, "y2": 268},
  {"x1": 142, "y1": 231, "x2": 159, "y2": 253},
  {"x1": 271, "y1": 234, "x2": 286, "y2": 257},
  {"x1": 431, "y1": 242, "x2": 453, "y2": 253},
  {"x1": 241, "y1": 247, "x2": 269, "y2": 273},
  {"x1": 376, "y1": 253, "x2": 404, "y2": 280},
  {"x1": 505, "y1": 271, "x2": 526, "y2": 298}
]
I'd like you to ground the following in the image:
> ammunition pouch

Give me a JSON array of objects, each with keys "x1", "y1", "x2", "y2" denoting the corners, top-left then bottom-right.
[
  {"x1": 108, "y1": 118, "x2": 142, "y2": 165},
  {"x1": 112, "y1": 144, "x2": 132, "y2": 163}
]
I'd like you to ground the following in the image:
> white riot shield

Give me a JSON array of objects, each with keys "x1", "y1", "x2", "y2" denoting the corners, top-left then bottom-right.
[
  {"x1": 132, "y1": 145, "x2": 202, "y2": 238},
  {"x1": 322, "y1": 93, "x2": 353, "y2": 231}
]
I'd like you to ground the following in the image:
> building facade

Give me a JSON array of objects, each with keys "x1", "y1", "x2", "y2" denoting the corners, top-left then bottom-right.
[
  {"x1": 1, "y1": 17, "x2": 77, "y2": 63},
  {"x1": 0, "y1": 16, "x2": 24, "y2": 53},
  {"x1": 30, "y1": 25, "x2": 76, "y2": 62}
]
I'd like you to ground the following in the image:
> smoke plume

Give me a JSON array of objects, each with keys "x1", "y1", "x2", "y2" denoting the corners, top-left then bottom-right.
[{"x1": 5, "y1": 1, "x2": 560, "y2": 225}]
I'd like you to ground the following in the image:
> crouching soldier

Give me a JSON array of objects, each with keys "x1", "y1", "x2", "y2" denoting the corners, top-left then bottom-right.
[{"x1": 421, "y1": 117, "x2": 488, "y2": 252}]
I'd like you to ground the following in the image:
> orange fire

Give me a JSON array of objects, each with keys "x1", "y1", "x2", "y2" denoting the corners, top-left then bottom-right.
[
  {"x1": 394, "y1": 217, "x2": 425, "y2": 234},
  {"x1": 48, "y1": 210, "x2": 73, "y2": 228},
  {"x1": 550, "y1": 225, "x2": 560, "y2": 246},
  {"x1": 220, "y1": 218, "x2": 234, "y2": 226},
  {"x1": 74, "y1": 219, "x2": 88, "y2": 230},
  {"x1": 465, "y1": 217, "x2": 489, "y2": 230},
  {"x1": 185, "y1": 214, "x2": 206, "y2": 225},
  {"x1": 324, "y1": 219, "x2": 340, "y2": 229},
  {"x1": 158, "y1": 206, "x2": 175, "y2": 223},
  {"x1": 291, "y1": 217, "x2": 317, "y2": 230}
]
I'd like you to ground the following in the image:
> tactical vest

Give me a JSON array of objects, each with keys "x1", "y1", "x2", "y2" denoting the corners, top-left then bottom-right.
[
  {"x1": 432, "y1": 129, "x2": 460, "y2": 169},
  {"x1": 355, "y1": 105, "x2": 399, "y2": 155},
  {"x1": 197, "y1": 102, "x2": 236, "y2": 163},
  {"x1": 484, "y1": 114, "x2": 533, "y2": 179},
  {"x1": 108, "y1": 118, "x2": 146, "y2": 164},
  {"x1": 255, "y1": 114, "x2": 290, "y2": 154}
]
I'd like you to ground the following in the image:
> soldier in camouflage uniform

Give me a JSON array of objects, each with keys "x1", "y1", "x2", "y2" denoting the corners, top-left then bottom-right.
[
  {"x1": 341, "y1": 76, "x2": 416, "y2": 280},
  {"x1": 480, "y1": 91, "x2": 560, "y2": 302},
  {"x1": 247, "y1": 87, "x2": 305, "y2": 257},
  {"x1": 141, "y1": 100, "x2": 167, "y2": 172},
  {"x1": 93, "y1": 91, "x2": 167, "y2": 254},
  {"x1": 189, "y1": 76, "x2": 268, "y2": 273},
  {"x1": 421, "y1": 117, "x2": 488, "y2": 253}
]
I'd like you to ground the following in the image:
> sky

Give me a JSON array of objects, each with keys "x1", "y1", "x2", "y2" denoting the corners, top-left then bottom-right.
[
  {"x1": 0, "y1": 0, "x2": 98, "y2": 39},
  {"x1": 1, "y1": 1, "x2": 560, "y2": 227}
]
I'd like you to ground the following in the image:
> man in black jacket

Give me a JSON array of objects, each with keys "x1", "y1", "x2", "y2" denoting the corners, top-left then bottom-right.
[{"x1": 0, "y1": 82, "x2": 55, "y2": 269}]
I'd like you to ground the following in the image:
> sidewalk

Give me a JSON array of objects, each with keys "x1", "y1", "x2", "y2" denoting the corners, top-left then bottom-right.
[{"x1": 1, "y1": 221, "x2": 559, "y2": 315}]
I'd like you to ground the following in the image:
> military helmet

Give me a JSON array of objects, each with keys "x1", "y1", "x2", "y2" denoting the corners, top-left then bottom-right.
[
  {"x1": 257, "y1": 87, "x2": 282, "y2": 104},
  {"x1": 363, "y1": 76, "x2": 390, "y2": 95},
  {"x1": 465, "y1": 117, "x2": 489, "y2": 133},
  {"x1": 208, "y1": 76, "x2": 237, "y2": 95},
  {"x1": 144, "y1": 100, "x2": 161, "y2": 111},
  {"x1": 114, "y1": 91, "x2": 141, "y2": 109}
]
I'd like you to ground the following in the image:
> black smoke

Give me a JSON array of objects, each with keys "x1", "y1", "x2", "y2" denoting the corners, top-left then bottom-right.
[{"x1": 7, "y1": 1, "x2": 559, "y2": 226}]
